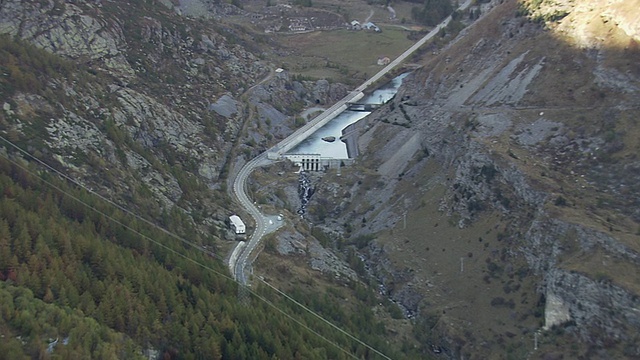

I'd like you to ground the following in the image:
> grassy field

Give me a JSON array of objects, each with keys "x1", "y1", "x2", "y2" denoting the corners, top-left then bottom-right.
[
  {"x1": 233, "y1": 0, "x2": 434, "y2": 84},
  {"x1": 274, "y1": 26, "x2": 417, "y2": 84}
]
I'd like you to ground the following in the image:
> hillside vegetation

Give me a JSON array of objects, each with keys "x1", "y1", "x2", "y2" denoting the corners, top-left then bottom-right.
[
  {"x1": 249, "y1": 0, "x2": 640, "y2": 358},
  {"x1": 0, "y1": 0, "x2": 445, "y2": 358},
  {"x1": 2, "y1": 0, "x2": 639, "y2": 358},
  {"x1": 0, "y1": 154, "x2": 427, "y2": 358}
]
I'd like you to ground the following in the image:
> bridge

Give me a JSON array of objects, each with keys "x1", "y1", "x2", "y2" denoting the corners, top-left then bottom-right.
[{"x1": 346, "y1": 103, "x2": 382, "y2": 112}]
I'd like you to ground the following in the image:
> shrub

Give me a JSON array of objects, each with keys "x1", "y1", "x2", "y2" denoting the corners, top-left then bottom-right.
[
  {"x1": 554, "y1": 195, "x2": 567, "y2": 206},
  {"x1": 411, "y1": 0, "x2": 453, "y2": 26}
]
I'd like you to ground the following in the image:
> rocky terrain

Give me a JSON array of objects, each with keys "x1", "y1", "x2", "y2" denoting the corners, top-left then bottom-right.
[
  {"x1": 1, "y1": 0, "x2": 263, "y2": 228},
  {"x1": 262, "y1": 0, "x2": 640, "y2": 358},
  {"x1": 2, "y1": 0, "x2": 639, "y2": 358},
  {"x1": 0, "y1": 0, "x2": 350, "y2": 246}
]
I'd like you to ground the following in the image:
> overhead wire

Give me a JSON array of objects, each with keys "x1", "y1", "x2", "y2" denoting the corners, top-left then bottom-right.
[
  {"x1": 0, "y1": 134, "x2": 393, "y2": 360},
  {"x1": 0, "y1": 150, "x2": 360, "y2": 359},
  {"x1": 0, "y1": 134, "x2": 227, "y2": 262},
  {"x1": 260, "y1": 278, "x2": 392, "y2": 360}
]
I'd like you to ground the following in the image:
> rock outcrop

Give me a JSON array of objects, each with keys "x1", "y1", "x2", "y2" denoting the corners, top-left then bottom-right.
[
  {"x1": 304, "y1": 0, "x2": 640, "y2": 357},
  {"x1": 0, "y1": 0, "x2": 132, "y2": 76},
  {"x1": 0, "y1": 0, "x2": 272, "y2": 241}
]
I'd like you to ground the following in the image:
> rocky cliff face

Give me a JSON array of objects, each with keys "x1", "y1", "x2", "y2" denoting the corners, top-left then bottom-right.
[
  {"x1": 304, "y1": 0, "x2": 640, "y2": 357},
  {"x1": 0, "y1": 0, "x2": 348, "y2": 242},
  {"x1": 0, "y1": 0, "x2": 131, "y2": 75},
  {"x1": 0, "y1": 1, "x2": 262, "y2": 242}
]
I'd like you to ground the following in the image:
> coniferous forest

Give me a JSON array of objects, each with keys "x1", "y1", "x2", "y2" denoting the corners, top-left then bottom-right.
[
  {"x1": 0, "y1": 155, "x2": 421, "y2": 359},
  {"x1": 0, "y1": 30, "x2": 428, "y2": 359}
]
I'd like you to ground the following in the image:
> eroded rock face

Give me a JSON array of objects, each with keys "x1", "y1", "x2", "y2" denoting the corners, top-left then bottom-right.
[
  {"x1": 602, "y1": 4, "x2": 640, "y2": 42},
  {"x1": 125, "y1": 151, "x2": 183, "y2": 207},
  {"x1": 525, "y1": 218, "x2": 640, "y2": 339},
  {"x1": 113, "y1": 87, "x2": 206, "y2": 155},
  {"x1": 544, "y1": 269, "x2": 640, "y2": 339},
  {"x1": 0, "y1": 0, "x2": 274, "y2": 230},
  {"x1": 0, "y1": 0, "x2": 132, "y2": 75},
  {"x1": 209, "y1": 94, "x2": 238, "y2": 118},
  {"x1": 551, "y1": 0, "x2": 640, "y2": 45},
  {"x1": 305, "y1": 0, "x2": 640, "y2": 356},
  {"x1": 312, "y1": 79, "x2": 349, "y2": 105}
]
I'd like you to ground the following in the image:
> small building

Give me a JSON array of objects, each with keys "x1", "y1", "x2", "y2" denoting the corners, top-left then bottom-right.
[
  {"x1": 350, "y1": 20, "x2": 361, "y2": 30},
  {"x1": 363, "y1": 22, "x2": 381, "y2": 32},
  {"x1": 377, "y1": 56, "x2": 391, "y2": 66},
  {"x1": 229, "y1": 215, "x2": 246, "y2": 234},
  {"x1": 289, "y1": 24, "x2": 307, "y2": 32}
]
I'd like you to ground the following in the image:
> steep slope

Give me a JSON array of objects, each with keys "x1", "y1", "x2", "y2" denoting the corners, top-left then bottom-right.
[
  {"x1": 0, "y1": 1, "x2": 418, "y2": 358},
  {"x1": 0, "y1": 0, "x2": 350, "y2": 245},
  {"x1": 0, "y1": 157, "x2": 396, "y2": 359},
  {"x1": 0, "y1": 0, "x2": 271, "y2": 241},
  {"x1": 304, "y1": 0, "x2": 640, "y2": 358}
]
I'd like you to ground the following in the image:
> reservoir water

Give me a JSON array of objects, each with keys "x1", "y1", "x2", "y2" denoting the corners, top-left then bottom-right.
[{"x1": 288, "y1": 73, "x2": 409, "y2": 159}]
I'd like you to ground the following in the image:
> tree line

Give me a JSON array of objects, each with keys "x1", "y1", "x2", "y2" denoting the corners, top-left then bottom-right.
[
  {"x1": 411, "y1": 0, "x2": 454, "y2": 26},
  {"x1": 0, "y1": 156, "x2": 342, "y2": 359},
  {"x1": 0, "y1": 154, "x2": 428, "y2": 359}
]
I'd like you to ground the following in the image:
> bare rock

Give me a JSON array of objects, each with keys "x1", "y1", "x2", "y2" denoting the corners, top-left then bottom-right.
[
  {"x1": 276, "y1": 230, "x2": 307, "y2": 256},
  {"x1": 0, "y1": 0, "x2": 133, "y2": 76},
  {"x1": 209, "y1": 94, "x2": 238, "y2": 118}
]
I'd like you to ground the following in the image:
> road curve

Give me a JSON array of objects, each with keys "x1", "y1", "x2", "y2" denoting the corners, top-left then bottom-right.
[
  {"x1": 231, "y1": 0, "x2": 474, "y2": 284},
  {"x1": 232, "y1": 153, "x2": 270, "y2": 284}
]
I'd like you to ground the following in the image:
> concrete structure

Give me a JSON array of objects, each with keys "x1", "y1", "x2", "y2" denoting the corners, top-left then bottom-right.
[
  {"x1": 283, "y1": 153, "x2": 348, "y2": 171},
  {"x1": 229, "y1": 215, "x2": 246, "y2": 234},
  {"x1": 273, "y1": 91, "x2": 365, "y2": 157},
  {"x1": 287, "y1": 154, "x2": 322, "y2": 171},
  {"x1": 347, "y1": 102, "x2": 382, "y2": 111}
]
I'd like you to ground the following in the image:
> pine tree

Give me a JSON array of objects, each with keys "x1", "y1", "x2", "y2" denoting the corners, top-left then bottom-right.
[
  {"x1": 43, "y1": 287, "x2": 54, "y2": 303},
  {"x1": 0, "y1": 219, "x2": 11, "y2": 272},
  {"x1": 13, "y1": 222, "x2": 32, "y2": 262}
]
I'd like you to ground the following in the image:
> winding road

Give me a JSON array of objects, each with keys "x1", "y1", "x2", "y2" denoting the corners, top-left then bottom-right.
[
  {"x1": 230, "y1": 0, "x2": 474, "y2": 284},
  {"x1": 230, "y1": 153, "x2": 271, "y2": 284}
]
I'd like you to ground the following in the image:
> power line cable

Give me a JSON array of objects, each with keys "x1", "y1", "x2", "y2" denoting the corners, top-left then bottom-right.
[
  {"x1": 260, "y1": 278, "x2": 393, "y2": 360},
  {"x1": 0, "y1": 148, "x2": 361, "y2": 359},
  {"x1": 0, "y1": 134, "x2": 227, "y2": 261},
  {"x1": 0, "y1": 135, "x2": 393, "y2": 359}
]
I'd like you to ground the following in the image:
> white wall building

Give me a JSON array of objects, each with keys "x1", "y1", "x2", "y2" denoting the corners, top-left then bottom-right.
[{"x1": 229, "y1": 215, "x2": 246, "y2": 234}]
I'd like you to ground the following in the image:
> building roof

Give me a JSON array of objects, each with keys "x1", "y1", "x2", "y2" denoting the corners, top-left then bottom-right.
[{"x1": 363, "y1": 22, "x2": 381, "y2": 31}]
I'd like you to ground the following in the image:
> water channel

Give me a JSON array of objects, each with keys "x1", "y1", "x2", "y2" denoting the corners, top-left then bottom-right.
[{"x1": 288, "y1": 73, "x2": 409, "y2": 159}]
